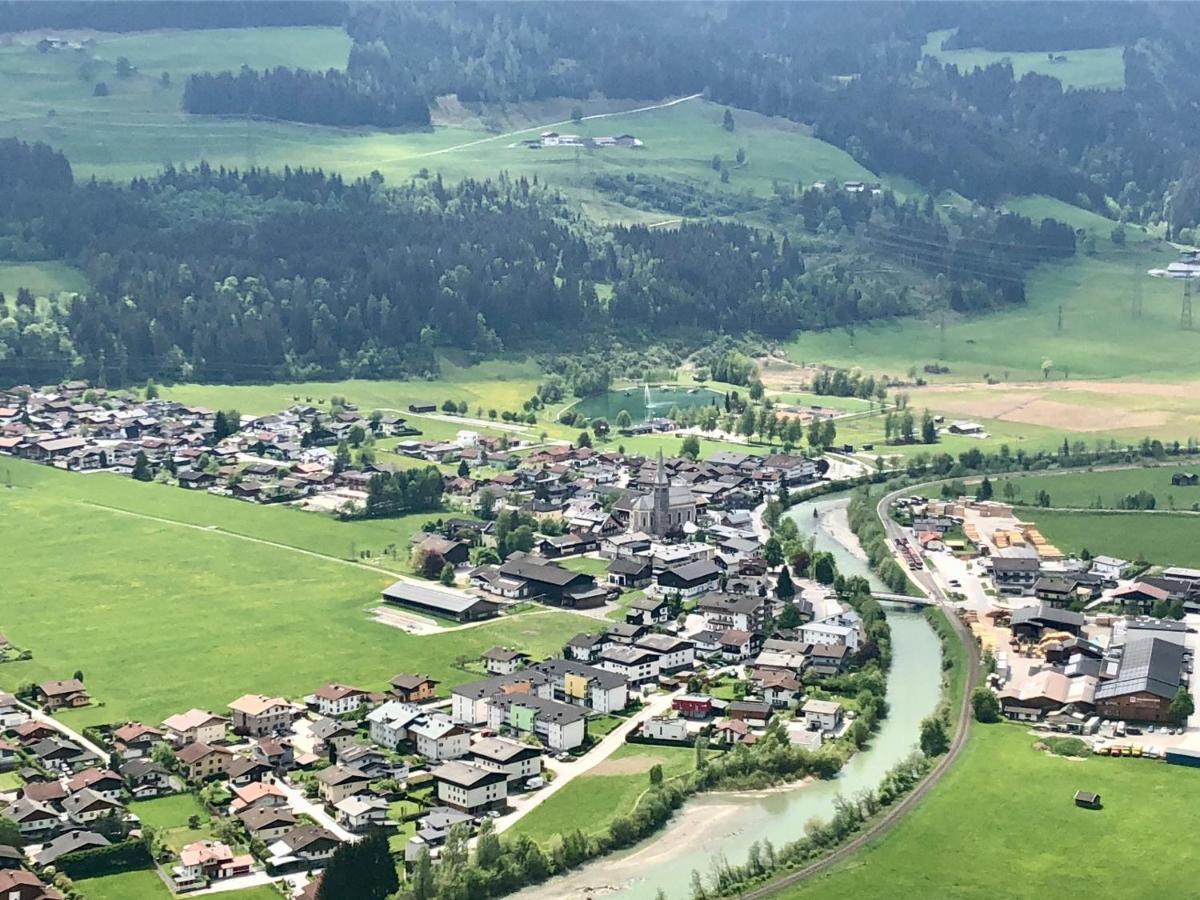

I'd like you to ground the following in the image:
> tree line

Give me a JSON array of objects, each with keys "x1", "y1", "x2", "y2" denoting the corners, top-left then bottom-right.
[{"x1": 182, "y1": 66, "x2": 431, "y2": 128}]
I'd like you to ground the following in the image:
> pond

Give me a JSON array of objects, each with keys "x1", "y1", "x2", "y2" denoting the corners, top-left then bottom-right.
[{"x1": 569, "y1": 385, "x2": 725, "y2": 424}]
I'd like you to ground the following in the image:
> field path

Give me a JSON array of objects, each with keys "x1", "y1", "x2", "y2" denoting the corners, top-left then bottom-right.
[{"x1": 411, "y1": 93, "x2": 703, "y2": 159}]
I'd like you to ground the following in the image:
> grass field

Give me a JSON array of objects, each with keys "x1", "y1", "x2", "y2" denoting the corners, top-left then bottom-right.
[
  {"x1": 129, "y1": 793, "x2": 215, "y2": 850},
  {"x1": 0, "y1": 260, "x2": 88, "y2": 299},
  {"x1": 0, "y1": 458, "x2": 591, "y2": 728},
  {"x1": 1019, "y1": 508, "x2": 1200, "y2": 567},
  {"x1": 78, "y1": 870, "x2": 279, "y2": 900},
  {"x1": 508, "y1": 742, "x2": 698, "y2": 846},
  {"x1": 984, "y1": 466, "x2": 1200, "y2": 511},
  {"x1": 787, "y1": 724, "x2": 1200, "y2": 899},
  {"x1": 788, "y1": 240, "x2": 1186, "y2": 384},
  {"x1": 923, "y1": 29, "x2": 1126, "y2": 91}
]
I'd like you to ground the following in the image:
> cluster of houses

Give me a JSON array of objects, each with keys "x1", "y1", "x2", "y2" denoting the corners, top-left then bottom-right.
[{"x1": 522, "y1": 131, "x2": 644, "y2": 149}]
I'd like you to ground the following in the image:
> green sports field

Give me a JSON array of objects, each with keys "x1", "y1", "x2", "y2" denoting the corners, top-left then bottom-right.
[
  {"x1": 0, "y1": 459, "x2": 591, "y2": 728},
  {"x1": 786, "y1": 724, "x2": 1200, "y2": 899},
  {"x1": 923, "y1": 29, "x2": 1126, "y2": 91}
]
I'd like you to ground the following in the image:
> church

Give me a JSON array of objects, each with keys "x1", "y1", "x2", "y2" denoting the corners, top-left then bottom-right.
[{"x1": 629, "y1": 449, "x2": 699, "y2": 538}]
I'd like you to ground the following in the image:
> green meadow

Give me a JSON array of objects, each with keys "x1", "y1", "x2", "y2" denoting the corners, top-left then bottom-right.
[
  {"x1": 787, "y1": 724, "x2": 1200, "y2": 899},
  {"x1": 922, "y1": 29, "x2": 1126, "y2": 91},
  {"x1": 0, "y1": 459, "x2": 591, "y2": 728},
  {"x1": 984, "y1": 466, "x2": 1200, "y2": 510},
  {"x1": 77, "y1": 870, "x2": 279, "y2": 900},
  {"x1": 0, "y1": 260, "x2": 88, "y2": 300},
  {"x1": 1021, "y1": 508, "x2": 1200, "y2": 567}
]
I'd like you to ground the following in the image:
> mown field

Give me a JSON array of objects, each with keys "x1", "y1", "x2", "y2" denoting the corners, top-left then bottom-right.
[
  {"x1": 786, "y1": 724, "x2": 1200, "y2": 899},
  {"x1": 922, "y1": 29, "x2": 1126, "y2": 90},
  {"x1": 983, "y1": 466, "x2": 1200, "y2": 510},
  {"x1": 0, "y1": 259, "x2": 88, "y2": 299},
  {"x1": 507, "y1": 742, "x2": 699, "y2": 846},
  {"x1": 0, "y1": 459, "x2": 590, "y2": 728},
  {"x1": 1020, "y1": 508, "x2": 1200, "y2": 568},
  {"x1": 78, "y1": 870, "x2": 279, "y2": 900}
]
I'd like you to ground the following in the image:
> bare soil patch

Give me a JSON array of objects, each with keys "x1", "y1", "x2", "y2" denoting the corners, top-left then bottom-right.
[{"x1": 591, "y1": 754, "x2": 662, "y2": 776}]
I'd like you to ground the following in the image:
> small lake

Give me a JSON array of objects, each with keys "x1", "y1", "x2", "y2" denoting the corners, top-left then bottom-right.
[{"x1": 570, "y1": 386, "x2": 724, "y2": 424}]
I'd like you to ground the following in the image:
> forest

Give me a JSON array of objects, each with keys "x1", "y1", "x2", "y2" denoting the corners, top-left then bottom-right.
[
  {"x1": 182, "y1": 67, "x2": 431, "y2": 129},
  {"x1": 0, "y1": 138, "x2": 1017, "y2": 387}
]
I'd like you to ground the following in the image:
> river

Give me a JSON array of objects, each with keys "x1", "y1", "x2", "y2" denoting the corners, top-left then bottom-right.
[{"x1": 514, "y1": 495, "x2": 943, "y2": 900}]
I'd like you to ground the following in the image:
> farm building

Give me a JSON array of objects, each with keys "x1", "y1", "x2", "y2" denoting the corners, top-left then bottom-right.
[{"x1": 381, "y1": 581, "x2": 501, "y2": 623}]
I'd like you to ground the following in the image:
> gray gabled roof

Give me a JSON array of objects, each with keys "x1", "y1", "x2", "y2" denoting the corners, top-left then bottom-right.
[{"x1": 1094, "y1": 637, "x2": 1185, "y2": 702}]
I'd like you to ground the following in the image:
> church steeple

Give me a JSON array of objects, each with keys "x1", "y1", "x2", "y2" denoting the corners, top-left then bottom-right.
[{"x1": 652, "y1": 448, "x2": 670, "y2": 537}]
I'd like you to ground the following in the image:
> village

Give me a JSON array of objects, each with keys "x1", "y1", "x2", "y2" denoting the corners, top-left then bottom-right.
[
  {"x1": 892, "y1": 491, "x2": 1200, "y2": 765},
  {"x1": 0, "y1": 381, "x2": 887, "y2": 898}
]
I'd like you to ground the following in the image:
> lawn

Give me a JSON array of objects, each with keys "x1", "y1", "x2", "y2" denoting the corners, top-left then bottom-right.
[
  {"x1": 785, "y1": 724, "x2": 1200, "y2": 899},
  {"x1": 0, "y1": 459, "x2": 591, "y2": 728},
  {"x1": 983, "y1": 466, "x2": 1200, "y2": 511},
  {"x1": 922, "y1": 29, "x2": 1126, "y2": 91},
  {"x1": 0, "y1": 771, "x2": 22, "y2": 791},
  {"x1": 558, "y1": 556, "x2": 609, "y2": 577},
  {"x1": 78, "y1": 870, "x2": 279, "y2": 900},
  {"x1": 129, "y1": 794, "x2": 216, "y2": 850},
  {"x1": 0, "y1": 260, "x2": 88, "y2": 299},
  {"x1": 507, "y1": 742, "x2": 698, "y2": 846},
  {"x1": 1019, "y1": 509, "x2": 1200, "y2": 567}
]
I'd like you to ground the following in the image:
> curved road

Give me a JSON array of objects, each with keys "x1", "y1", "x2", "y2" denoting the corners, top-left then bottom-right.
[{"x1": 741, "y1": 483, "x2": 980, "y2": 899}]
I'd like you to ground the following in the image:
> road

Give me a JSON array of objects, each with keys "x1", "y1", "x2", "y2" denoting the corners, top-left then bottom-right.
[
  {"x1": 410, "y1": 93, "x2": 703, "y2": 160},
  {"x1": 493, "y1": 689, "x2": 678, "y2": 835},
  {"x1": 19, "y1": 700, "x2": 108, "y2": 760},
  {"x1": 273, "y1": 776, "x2": 357, "y2": 843},
  {"x1": 740, "y1": 482, "x2": 981, "y2": 898}
]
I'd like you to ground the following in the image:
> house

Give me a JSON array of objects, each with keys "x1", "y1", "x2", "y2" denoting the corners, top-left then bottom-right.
[
  {"x1": 430, "y1": 761, "x2": 508, "y2": 815},
  {"x1": 34, "y1": 829, "x2": 110, "y2": 866},
  {"x1": 61, "y1": 788, "x2": 121, "y2": 825},
  {"x1": 389, "y1": 674, "x2": 438, "y2": 703},
  {"x1": 177, "y1": 470, "x2": 217, "y2": 490},
  {"x1": 30, "y1": 737, "x2": 93, "y2": 772},
  {"x1": 607, "y1": 558, "x2": 653, "y2": 590},
  {"x1": 1110, "y1": 582, "x2": 1170, "y2": 615},
  {"x1": 228, "y1": 695, "x2": 293, "y2": 737},
  {"x1": 229, "y1": 781, "x2": 287, "y2": 815},
  {"x1": 497, "y1": 557, "x2": 605, "y2": 609},
  {"x1": 800, "y1": 699, "x2": 844, "y2": 731},
  {"x1": 367, "y1": 701, "x2": 423, "y2": 750},
  {"x1": 1009, "y1": 605, "x2": 1084, "y2": 641},
  {"x1": 19, "y1": 780, "x2": 66, "y2": 806},
  {"x1": 312, "y1": 684, "x2": 369, "y2": 718},
  {"x1": 486, "y1": 695, "x2": 588, "y2": 751},
  {"x1": 35, "y1": 680, "x2": 90, "y2": 711},
  {"x1": 673, "y1": 694, "x2": 717, "y2": 720},
  {"x1": 599, "y1": 646, "x2": 661, "y2": 687},
  {"x1": 0, "y1": 844, "x2": 20, "y2": 870},
  {"x1": 226, "y1": 755, "x2": 274, "y2": 786},
  {"x1": 335, "y1": 795, "x2": 389, "y2": 833},
  {"x1": 1090, "y1": 555, "x2": 1129, "y2": 581},
  {"x1": 564, "y1": 632, "x2": 608, "y2": 664},
  {"x1": 267, "y1": 825, "x2": 340, "y2": 871},
  {"x1": 761, "y1": 672, "x2": 802, "y2": 708},
  {"x1": 315, "y1": 765, "x2": 374, "y2": 805},
  {"x1": 120, "y1": 759, "x2": 173, "y2": 799},
  {"x1": 177, "y1": 742, "x2": 235, "y2": 781},
  {"x1": 991, "y1": 556, "x2": 1040, "y2": 594},
  {"x1": 1093, "y1": 637, "x2": 1185, "y2": 723},
  {"x1": 0, "y1": 870, "x2": 63, "y2": 900},
  {"x1": 482, "y1": 648, "x2": 530, "y2": 676},
  {"x1": 697, "y1": 593, "x2": 768, "y2": 633},
  {"x1": 3, "y1": 798, "x2": 61, "y2": 837},
  {"x1": 635, "y1": 634, "x2": 695, "y2": 673},
  {"x1": 381, "y1": 580, "x2": 501, "y2": 623},
  {"x1": 408, "y1": 714, "x2": 471, "y2": 761},
  {"x1": 111, "y1": 722, "x2": 166, "y2": 760},
  {"x1": 1034, "y1": 576, "x2": 1082, "y2": 608},
  {"x1": 65, "y1": 767, "x2": 123, "y2": 801},
  {"x1": 798, "y1": 619, "x2": 860, "y2": 653},
  {"x1": 726, "y1": 700, "x2": 772, "y2": 724},
  {"x1": 655, "y1": 560, "x2": 721, "y2": 598},
  {"x1": 237, "y1": 805, "x2": 297, "y2": 843},
  {"x1": 644, "y1": 716, "x2": 688, "y2": 742},
  {"x1": 529, "y1": 659, "x2": 630, "y2": 713},
  {"x1": 0, "y1": 693, "x2": 29, "y2": 729},
  {"x1": 625, "y1": 594, "x2": 671, "y2": 627},
  {"x1": 252, "y1": 736, "x2": 295, "y2": 772},
  {"x1": 162, "y1": 709, "x2": 229, "y2": 746},
  {"x1": 605, "y1": 621, "x2": 648, "y2": 645},
  {"x1": 469, "y1": 737, "x2": 542, "y2": 785}
]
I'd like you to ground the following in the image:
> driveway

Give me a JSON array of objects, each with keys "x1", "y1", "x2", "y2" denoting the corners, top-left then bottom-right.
[
  {"x1": 273, "y1": 776, "x2": 357, "y2": 843},
  {"x1": 21, "y1": 701, "x2": 108, "y2": 759},
  {"x1": 493, "y1": 688, "x2": 678, "y2": 835}
]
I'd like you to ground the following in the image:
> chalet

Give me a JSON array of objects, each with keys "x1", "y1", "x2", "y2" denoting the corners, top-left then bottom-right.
[
  {"x1": 624, "y1": 593, "x2": 671, "y2": 626},
  {"x1": 61, "y1": 788, "x2": 121, "y2": 825},
  {"x1": 1110, "y1": 582, "x2": 1170, "y2": 615},
  {"x1": 564, "y1": 632, "x2": 608, "y2": 664},
  {"x1": 497, "y1": 556, "x2": 605, "y2": 608},
  {"x1": 607, "y1": 558, "x2": 653, "y2": 589},
  {"x1": 267, "y1": 825, "x2": 340, "y2": 871},
  {"x1": 312, "y1": 683, "x2": 369, "y2": 717},
  {"x1": 718, "y1": 629, "x2": 762, "y2": 661},
  {"x1": 35, "y1": 679, "x2": 90, "y2": 711},
  {"x1": 635, "y1": 634, "x2": 695, "y2": 673},
  {"x1": 177, "y1": 742, "x2": 235, "y2": 781},
  {"x1": 0, "y1": 870, "x2": 62, "y2": 900},
  {"x1": 162, "y1": 709, "x2": 228, "y2": 746},
  {"x1": 111, "y1": 722, "x2": 166, "y2": 760},
  {"x1": 605, "y1": 621, "x2": 648, "y2": 645},
  {"x1": 469, "y1": 736, "x2": 542, "y2": 785},
  {"x1": 238, "y1": 805, "x2": 297, "y2": 843},
  {"x1": 389, "y1": 674, "x2": 439, "y2": 703},
  {"x1": 315, "y1": 766, "x2": 373, "y2": 805},
  {"x1": 335, "y1": 795, "x2": 389, "y2": 833},
  {"x1": 228, "y1": 694, "x2": 293, "y2": 736},
  {"x1": 3, "y1": 798, "x2": 60, "y2": 837},
  {"x1": 229, "y1": 781, "x2": 288, "y2": 815},
  {"x1": 177, "y1": 470, "x2": 217, "y2": 490},
  {"x1": 381, "y1": 580, "x2": 501, "y2": 623},
  {"x1": 310, "y1": 718, "x2": 360, "y2": 756},
  {"x1": 35, "y1": 829, "x2": 110, "y2": 867},
  {"x1": 65, "y1": 767, "x2": 123, "y2": 801},
  {"x1": 597, "y1": 645, "x2": 660, "y2": 687},
  {"x1": 120, "y1": 758, "x2": 173, "y2": 799},
  {"x1": 414, "y1": 534, "x2": 470, "y2": 567},
  {"x1": 800, "y1": 699, "x2": 844, "y2": 731}
]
